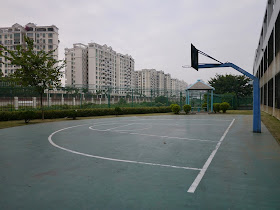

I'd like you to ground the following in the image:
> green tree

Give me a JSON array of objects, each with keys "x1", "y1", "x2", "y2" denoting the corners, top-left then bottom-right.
[
  {"x1": 0, "y1": 36, "x2": 65, "y2": 119},
  {"x1": 208, "y1": 74, "x2": 252, "y2": 98}
]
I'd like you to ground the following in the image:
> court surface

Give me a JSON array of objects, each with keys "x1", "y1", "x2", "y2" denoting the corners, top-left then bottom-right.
[{"x1": 1, "y1": 114, "x2": 280, "y2": 209}]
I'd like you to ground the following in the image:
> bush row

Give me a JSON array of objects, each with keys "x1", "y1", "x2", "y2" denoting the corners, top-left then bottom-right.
[
  {"x1": 213, "y1": 102, "x2": 230, "y2": 113},
  {"x1": 0, "y1": 107, "x2": 172, "y2": 121}
]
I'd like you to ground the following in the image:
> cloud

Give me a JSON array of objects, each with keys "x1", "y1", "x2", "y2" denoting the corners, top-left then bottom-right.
[{"x1": 0, "y1": 0, "x2": 267, "y2": 84}]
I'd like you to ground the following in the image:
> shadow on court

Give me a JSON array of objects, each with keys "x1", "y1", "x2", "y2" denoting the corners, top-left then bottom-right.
[{"x1": 0, "y1": 115, "x2": 280, "y2": 209}]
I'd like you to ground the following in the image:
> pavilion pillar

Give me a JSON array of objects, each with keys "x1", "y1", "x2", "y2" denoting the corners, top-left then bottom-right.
[{"x1": 207, "y1": 90, "x2": 209, "y2": 112}]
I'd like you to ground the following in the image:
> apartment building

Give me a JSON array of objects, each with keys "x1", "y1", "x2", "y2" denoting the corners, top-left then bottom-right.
[
  {"x1": 133, "y1": 69, "x2": 187, "y2": 97},
  {"x1": 0, "y1": 23, "x2": 59, "y2": 76},
  {"x1": 65, "y1": 43, "x2": 88, "y2": 87},
  {"x1": 253, "y1": 0, "x2": 280, "y2": 119},
  {"x1": 88, "y1": 43, "x2": 117, "y2": 91},
  {"x1": 65, "y1": 42, "x2": 135, "y2": 95},
  {"x1": 164, "y1": 73, "x2": 172, "y2": 94},
  {"x1": 116, "y1": 53, "x2": 134, "y2": 94}
]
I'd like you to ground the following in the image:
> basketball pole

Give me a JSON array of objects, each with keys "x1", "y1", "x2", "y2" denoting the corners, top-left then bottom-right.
[{"x1": 197, "y1": 63, "x2": 261, "y2": 133}]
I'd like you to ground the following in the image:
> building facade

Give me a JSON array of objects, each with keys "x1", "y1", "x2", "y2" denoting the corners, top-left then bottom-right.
[
  {"x1": 0, "y1": 23, "x2": 59, "y2": 76},
  {"x1": 65, "y1": 42, "x2": 135, "y2": 95},
  {"x1": 133, "y1": 69, "x2": 187, "y2": 97},
  {"x1": 253, "y1": 0, "x2": 280, "y2": 120}
]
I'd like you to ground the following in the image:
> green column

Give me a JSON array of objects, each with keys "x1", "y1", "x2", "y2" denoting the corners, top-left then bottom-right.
[
  {"x1": 132, "y1": 89, "x2": 134, "y2": 107},
  {"x1": 80, "y1": 93, "x2": 82, "y2": 108},
  {"x1": 180, "y1": 91, "x2": 182, "y2": 110},
  {"x1": 211, "y1": 90, "x2": 213, "y2": 112},
  {"x1": 207, "y1": 90, "x2": 209, "y2": 112}
]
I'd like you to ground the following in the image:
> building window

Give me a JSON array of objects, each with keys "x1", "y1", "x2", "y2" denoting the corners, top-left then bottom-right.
[
  {"x1": 268, "y1": 30, "x2": 274, "y2": 67},
  {"x1": 48, "y1": 39, "x2": 52, "y2": 44},
  {"x1": 48, "y1": 45, "x2": 53, "y2": 50},
  {"x1": 48, "y1": 33, "x2": 53, "y2": 38}
]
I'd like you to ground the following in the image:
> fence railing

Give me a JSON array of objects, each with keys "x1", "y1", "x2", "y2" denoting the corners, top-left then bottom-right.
[{"x1": 0, "y1": 86, "x2": 185, "y2": 111}]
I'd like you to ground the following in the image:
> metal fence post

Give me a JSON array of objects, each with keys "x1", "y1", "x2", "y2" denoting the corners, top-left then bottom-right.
[
  {"x1": 80, "y1": 93, "x2": 82, "y2": 108},
  {"x1": 132, "y1": 89, "x2": 134, "y2": 107},
  {"x1": 180, "y1": 91, "x2": 182, "y2": 110}
]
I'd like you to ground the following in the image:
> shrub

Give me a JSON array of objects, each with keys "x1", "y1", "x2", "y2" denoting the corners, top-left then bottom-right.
[
  {"x1": 183, "y1": 104, "x2": 191, "y2": 114},
  {"x1": 213, "y1": 103, "x2": 221, "y2": 113},
  {"x1": 171, "y1": 104, "x2": 180, "y2": 114},
  {"x1": 155, "y1": 102, "x2": 164, "y2": 107},
  {"x1": 20, "y1": 110, "x2": 36, "y2": 123},
  {"x1": 220, "y1": 102, "x2": 230, "y2": 113},
  {"x1": 0, "y1": 107, "x2": 172, "y2": 121},
  {"x1": 114, "y1": 107, "x2": 122, "y2": 116},
  {"x1": 170, "y1": 104, "x2": 177, "y2": 110},
  {"x1": 202, "y1": 103, "x2": 207, "y2": 111},
  {"x1": 70, "y1": 110, "x2": 78, "y2": 120}
]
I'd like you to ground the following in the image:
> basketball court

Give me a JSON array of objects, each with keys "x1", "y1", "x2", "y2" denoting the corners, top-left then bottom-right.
[{"x1": 1, "y1": 114, "x2": 280, "y2": 209}]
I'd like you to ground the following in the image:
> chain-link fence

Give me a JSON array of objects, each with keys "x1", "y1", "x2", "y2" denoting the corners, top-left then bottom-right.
[{"x1": 0, "y1": 85, "x2": 186, "y2": 111}]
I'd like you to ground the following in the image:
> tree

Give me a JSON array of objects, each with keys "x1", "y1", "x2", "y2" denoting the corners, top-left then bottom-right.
[
  {"x1": 208, "y1": 74, "x2": 252, "y2": 98},
  {"x1": 0, "y1": 36, "x2": 65, "y2": 119}
]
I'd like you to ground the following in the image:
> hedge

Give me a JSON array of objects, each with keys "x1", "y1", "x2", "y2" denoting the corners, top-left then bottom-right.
[{"x1": 0, "y1": 107, "x2": 172, "y2": 121}]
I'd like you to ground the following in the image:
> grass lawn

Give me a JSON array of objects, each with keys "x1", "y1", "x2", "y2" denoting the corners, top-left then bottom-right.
[{"x1": 261, "y1": 111, "x2": 280, "y2": 143}]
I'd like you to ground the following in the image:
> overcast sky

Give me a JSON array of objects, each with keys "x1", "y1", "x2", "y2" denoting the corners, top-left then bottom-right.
[{"x1": 1, "y1": 0, "x2": 267, "y2": 85}]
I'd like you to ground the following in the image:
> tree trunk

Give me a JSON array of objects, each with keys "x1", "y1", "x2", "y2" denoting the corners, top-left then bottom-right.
[{"x1": 40, "y1": 92, "x2": 44, "y2": 120}]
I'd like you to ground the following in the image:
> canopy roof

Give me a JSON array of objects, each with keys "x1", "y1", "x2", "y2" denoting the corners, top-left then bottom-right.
[{"x1": 186, "y1": 79, "x2": 215, "y2": 90}]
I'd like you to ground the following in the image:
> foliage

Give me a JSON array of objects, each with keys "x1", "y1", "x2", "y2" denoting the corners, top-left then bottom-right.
[
  {"x1": 114, "y1": 107, "x2": 122, "y2": 116},
  {"x1": 213, "y1": 103, "x2": 221, "y2": 113},
  {"x1": 171, "y1": 104, "x2": 180, "y2": 114},
  {"x1": 155, "y1": 102, "x2": 164, "y2": 107},
  {"x1": 118, "y1": 98, "x2": 127, "y2": 105},
  {"x1": 202, "y1": 102, "x2": 207, "y2": 111},
  {"x1": 70, "y1": 110, "x2": 78, "y2": 120},
  {"x1": 183, "y1": 104, "x2": 191, "y2": 114},
  {"x1": 20, "y1": 110, "x2": 36, "y2": 123},
  {"x1": 155, "y1": 96, "x2": 168, "y2": 104},
  {"x1": 208, "y1": 74, "x2": 252, "y2": 98},
  {"x1": 170, "y1": 104, "x2": 177, "y2": 110},
  {"x1": 220, "y1": 102, "x2": 230, "y2": 113},
  {"x1": 0, "y1": 107, "x2": 172, "y2": 121},
  {"x1": 0, "y1": 36, "x2": 65, "y2": 119}
]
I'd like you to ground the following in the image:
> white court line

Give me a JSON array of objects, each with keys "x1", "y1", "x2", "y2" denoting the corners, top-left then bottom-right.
[
  {"x1": 187, "y1": 119, "x2": 235, "y2": 193},
  {"x1": 105, "y1": 123, "x2": 135, "y2": 131},
  {"x1": 48, "y1": 124, "x2": 201, "y2": 171},
  {"x1": 89, "y1": 126, "x2": 216, "y2": 142},
  {"x1": 134, "y1": 118, "x2": 233, "y2": 122}
]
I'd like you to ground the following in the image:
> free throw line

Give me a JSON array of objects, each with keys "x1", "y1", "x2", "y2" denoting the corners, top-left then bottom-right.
[{"x1": 187, "y1": 118, "x2": 235, "y2": 193}]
